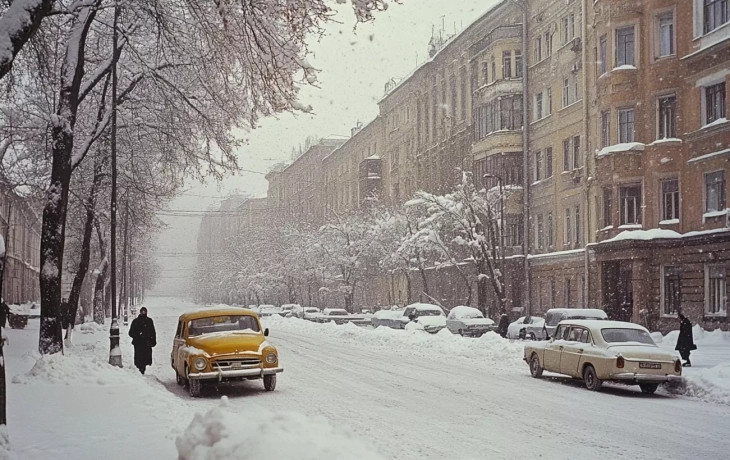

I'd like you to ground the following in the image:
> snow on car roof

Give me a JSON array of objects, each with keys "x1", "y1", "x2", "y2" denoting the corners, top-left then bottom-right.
[
  {"x1": 449, "y1": 306, "x2": 483, "y2": 317},
  {"x1": 558, "y1": 320, "x2": 648, "y2": 331},
  {"x1": 179, "y1": 307, "x2": 256, "y2": 321},
  {"x1": 406, "y1": 303, "x2": 443, "y2": 312},
  {"x1": 546, "y1": 308, "x2": 607, "y2": 317},
  {"x1": 323, "y1": 308, "x2": 349, "y2": 315}
]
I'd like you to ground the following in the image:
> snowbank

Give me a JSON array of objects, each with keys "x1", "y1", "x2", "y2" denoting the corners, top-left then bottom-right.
[
  {"x1": 683, "y1": 363, "x2": 730, "y2": 406},
  {"x1": 0, "y1": 426, "x2": 17, "y2": 460},
  {"x1": 264, "y1": 316, "x2": 524, "y2": 371},
  {"x1": 11, "y1": 350, "x2": 138, "y2": 386},
  {"x1": 176, "y1": 398, "x2": 385, "y2": 460},
  {"x1": 659, "y1": 325, "x2": 730, "y2": 348},
  {"x1": 77, "y1": 322, "x2": 106, "y2": 334}
]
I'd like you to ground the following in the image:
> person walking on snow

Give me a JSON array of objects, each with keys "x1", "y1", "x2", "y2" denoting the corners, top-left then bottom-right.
[
  {"x1": 129, "y1": 307, "x2": 156, "y2": 374},
  {"x1": 675, "y1": 313, "x2": 696, "y2": 367},
  {"x1": 497, "y1": 313, "x2": 510, "y2": 338}
]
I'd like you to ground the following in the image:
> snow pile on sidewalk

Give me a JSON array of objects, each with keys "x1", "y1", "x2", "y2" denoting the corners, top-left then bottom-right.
[
  {"x1": 661, "y1": 325, "x2": 730, "y2": 346},
  {"x1": 0, "y1": 426, "x2": 18, "y2": 460},
  {"x1": 77, "y1": 322, "x2": 107, "y2": 334},
  {"x1": 176, "y1": 398, "x2": 385, "y2": 460},
  {"x1": 264, "y1": 317, "x2": 525, "y2": 371},
  {"x1": 682, "y1": 363, "x2": 730, "y2": 406},
  {"x1": 11, "y1": 349, "x2": 138, "y2": 386}
]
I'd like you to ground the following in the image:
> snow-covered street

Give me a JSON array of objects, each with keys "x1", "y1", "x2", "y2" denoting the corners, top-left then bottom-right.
[{"x1": 6, "y1": 297, "x2": 730, "y2": 460}]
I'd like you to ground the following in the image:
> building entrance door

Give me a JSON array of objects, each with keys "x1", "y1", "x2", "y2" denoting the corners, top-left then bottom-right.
[{"x1": 602, "y1": 261, "x2": 633, "y2": 322}]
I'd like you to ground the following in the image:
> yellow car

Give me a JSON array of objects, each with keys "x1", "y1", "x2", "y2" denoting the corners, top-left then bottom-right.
[{"x1": 171, "y1": 307, "x2": 283, "y2": 397}]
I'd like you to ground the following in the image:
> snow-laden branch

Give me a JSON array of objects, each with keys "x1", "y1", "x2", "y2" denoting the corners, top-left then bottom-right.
[{"x1": 0, "y1": 0, "x2": 54, "y2": 81}]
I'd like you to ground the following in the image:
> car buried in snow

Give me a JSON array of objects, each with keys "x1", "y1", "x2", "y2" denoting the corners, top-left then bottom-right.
[
  {"x1": 524, "y1": 320, "x2": 682, "y2": 394},
  {"x1": 256, "y1": 305, "x2": 283, "y2": 317},
  {"x1": 507, "y1": 316, "x2": 546, "y2": 340},
  {"x1": 380, "y1": 303, "x2": 446, "y2": 333},
  {"x1": 445, "y1": 306, "x2": 496, "y2": 337},
  {"x1": 310, "y1": 308, "x2": 371, "y2": 326},
  {"x1": 171, "y1": 307, "x2": 283, "y2": 397}
]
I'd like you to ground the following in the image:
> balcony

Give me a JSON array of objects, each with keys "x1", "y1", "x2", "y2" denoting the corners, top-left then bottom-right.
[{"x1": 469, "y1": 25, "x2": 522, "y2": 58}]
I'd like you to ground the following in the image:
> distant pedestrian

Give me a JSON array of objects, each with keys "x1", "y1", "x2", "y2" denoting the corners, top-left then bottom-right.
[
  {"x1": 497, "y1": 313, "x2": 510, "y2": 338},
  {"x1": 129, "y1": 307, "x2": 156, "y2": 374},
  {"x1": 675, "y1": 313, "x2": 696, "y2": 367}
]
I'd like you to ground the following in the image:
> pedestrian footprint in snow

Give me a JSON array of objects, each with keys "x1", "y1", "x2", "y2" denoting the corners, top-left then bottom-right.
[
  {"x1": 129, "y1": 307, "x2": 157, "y2": 374},
  {"x1": 675, "y1": 313, "x2": 696, "y2": 367}
]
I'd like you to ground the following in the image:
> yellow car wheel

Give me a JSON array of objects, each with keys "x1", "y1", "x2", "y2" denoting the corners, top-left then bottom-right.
[{"x1": 263, "y1": 374, "x2": 277, "y2": 391}]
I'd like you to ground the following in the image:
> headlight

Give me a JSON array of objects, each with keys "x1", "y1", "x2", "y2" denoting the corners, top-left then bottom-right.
[
  {"x1": 266, "y1": 353, "x2": 277, "y2": 365},
  {"x1": 193, "y1": 357, "x2": 207, "y2": 371}
]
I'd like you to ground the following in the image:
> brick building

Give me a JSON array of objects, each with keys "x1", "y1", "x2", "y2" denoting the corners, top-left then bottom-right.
[{"x1": 0, "y1": 186, "x2": 41, "y2": 305}]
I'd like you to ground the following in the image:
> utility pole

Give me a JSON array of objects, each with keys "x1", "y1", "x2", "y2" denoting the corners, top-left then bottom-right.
[{"x1": 108, "y1": 2, "x2": 122, "y2": 368}]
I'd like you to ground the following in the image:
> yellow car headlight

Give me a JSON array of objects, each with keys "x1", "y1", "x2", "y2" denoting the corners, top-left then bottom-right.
[
  {"x1": 265, "y1": 353, "x2": 277, "y2": 365},
  {"x1": 193, "y1": 357, "x2": 208, "y2": 371}
]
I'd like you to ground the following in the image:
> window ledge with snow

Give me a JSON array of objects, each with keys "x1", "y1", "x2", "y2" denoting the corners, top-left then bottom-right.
[
  {"x1": 701, "y1": 118, "x2": 729, "y2": 131},
  {"x1": 618, "y1": 224, "x2": 643, "y2": 229},
  {"x1": 650, "y1": 138, "x2": 683, "y2": 146},
  {"x1": 596, "y1": 142, "x2": 645, "y2": 158},
  {"x1": 703, "y1": 209, "x2": 729, "y2": 220},
  {"x1": 659, "y1": 219, "x2": 680, "y2": 225},
  {"x1": 612, "y1": 65, "x2": 638, "y2": 72},
  {"x1": 599, "y1": 225, "x2": 614, "y2": 232}
]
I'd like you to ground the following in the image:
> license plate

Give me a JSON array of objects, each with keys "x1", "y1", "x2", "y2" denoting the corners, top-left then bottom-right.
[
  {"x1": 231, "y1": 362, "x2": 242, "y2": 369},
  {"x1": 639, "y1": 362, "x2": 661, "y2": 369}
]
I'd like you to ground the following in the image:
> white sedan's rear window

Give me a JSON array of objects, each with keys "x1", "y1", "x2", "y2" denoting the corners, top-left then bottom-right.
[{"x1": 601, "y1": 328, "x2": 654, "y2": 345}]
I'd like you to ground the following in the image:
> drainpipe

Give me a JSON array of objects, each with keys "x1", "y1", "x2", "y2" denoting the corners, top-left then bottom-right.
[
  {"x1": 520, "y1": 4, "x2": 531, "y2": 316},
  {"x1": 581, "y1": 0, "x2": 591, "y2": 306},
  {"x1": 584, "y1": 242, "x2": 597, "y2": 307}
]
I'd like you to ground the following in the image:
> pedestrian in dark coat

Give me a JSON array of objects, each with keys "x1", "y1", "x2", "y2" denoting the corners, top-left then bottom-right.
[
  {"x1": 675, "y1": 313, "x2": 696, "y2": 367},
  {"x1": 497, "y1": 313, "x2": 510, "y2": 338},
  {"x1": 128, "y1": 307, "x2": 156, "y2": 374}
]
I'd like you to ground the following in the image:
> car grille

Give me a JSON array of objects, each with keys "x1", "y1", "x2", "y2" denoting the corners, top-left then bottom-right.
[{"x1": 214, "y1": 358, "x2": 262, "y2": 368}]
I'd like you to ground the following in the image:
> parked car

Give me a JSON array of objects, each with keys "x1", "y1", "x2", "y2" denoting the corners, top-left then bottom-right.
[
  {"x1": 507, "y1": 316, "x2": 546, "y2": 340},
  {"x1": 297, "y1": 306, "x2": 321, "y2": 319},
  {"x1": 445, "y1": 306, "x2": 496, "y2": 337},
  {"x1": 311, "y1": 308, "x2": 371, "y2": 326},
  {"x1": 380, "y1": 303, "x2": 445, "y2": 332},
  {"x1": 543, "y1": 308, "x2": 608, "y2": 338},
  {"x1": 279, "y1": 304, "x2": 300, "y2": 317},
  {"x1": 170, "y1": 307, "x2": 283, "y2": 397},
  {"x1": 524, "y1": 320, "x2": 682, "y2": 394},
  {"x1": 257, "y1": 305, "x2": 282, "y2": 317},
  {"x1": 371, "y1": 308, "x2": 404, "y2": 328}
]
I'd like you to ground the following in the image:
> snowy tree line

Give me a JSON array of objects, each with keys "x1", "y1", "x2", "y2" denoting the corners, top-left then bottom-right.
[{"x1": 196, "y1": 172, "x2": 514, "y2": 318}]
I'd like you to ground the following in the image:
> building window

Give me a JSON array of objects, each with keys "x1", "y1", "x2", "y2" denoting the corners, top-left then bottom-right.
[
  {"x1": 706, "y1": 265, "x2": 728, "y2": 316},
  {"x1": 550, "y1": 278, "x2": 556, "y2": 308},
  {"x1": 658, "y1": 95, "x2": 677, "y2": 139},
  {"x1": 705, "y1": 170, "x2": 726, "y2": 212},
  {"x1": 599, "y1": 34, "x2": 607, "y2": 74},
  {"x1": 574, "y1": 205, "x2": 581, "y2": 246},
  {"x1": 562, "y1": 78, "x2": 570, "y2": 107},
  {"x1": 616, "y1": 26, "x2": 635, "y2": 67},
  {"x1": 534, "y1": 36, "x2": 542, "y2": 62},
  {"x1": 564, "y1": 278, "x2": 572, "y2": 308},
  {"x1": 535, "y1": 92, "x2": 543, "y2": 120},
  {"x1": 564, "y1": 208, "x2": 572, "y2": 246},
  {"x1": 545, "y1": 147, "x2": 553, "y2": 178},
  {"x1": 705, "y1": 82, "x2": 726, "y2": 125},
  {"x1": 600, "y1": 111, "x2": 611, "y2": 148},
  {"x1": 545, "y1": 31, "x2": 553, "y2": 56},
  {"x1": 657, "y1": 12, "x2": 675, "y2": 57},
  {"x1": 505, "y1": 215, "x2": 523, "y2": 246},
  {"x1": 460, "y1": 68, "x2": 468, "y2": 120},
  {"x1": 515, "y1": 50, "x2": 522, "y2": 78},
  {"x1": 573, "y1": 75, "x2": 580, "y2": 102},
  {"x1": 572, "y1": 135, "x2": 581, "y2": 169},
  {"x1": 450, "y1": 77, "x2": 457, "y2": 118},
  {"x1": 535, "y1": 150, "x2": 543, "y2": 181},
  {"x1": 490, "y1": 55, "x2": 496, "y2": 82},
  {"x1": 546, "y1": 88, "x2": 552, "y2": 115},
  {"x1": 620, "y1": 184, "x2": 642, "y2": 225},
  {"x1": 603, "y1": 187, "x2": 613, "y2": 227},
  {"x1": 503, "y1": 51, "x2": 512, "y2": 79},
  {"x1": 547, "y1": 212, "x2": 554, "y2": 248},
  {"x1": 662, "y1": 266, "x2": 682, "y2": 316},
  {"x1": 536, "y1": 214, "x2": 544, "y2": 250},
  {"x1": 704, "y1": 0, "x2": 730, "y2": 34},
  {"x1": 562, "y1": 13, "x2": 575, "y2": 44},
  {"x1": 481, "y1": 61, "x2": 488, "y2": 85},
  {"x1": 618, "y1": 108, "x2": 635, "y2": 143},
  {"x1": 562, "y1": 138, "x2": 571, "y2": 171},
  {"x1": 661, "y1": 178, "x2": 680, "y2": 221}
]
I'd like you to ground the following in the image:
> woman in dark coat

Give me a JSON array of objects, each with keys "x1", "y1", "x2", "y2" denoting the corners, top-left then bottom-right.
[
  {"x1": 128, "y1": 307, "x2": 156, "y2": 374},
  {"x1": 675, "y1": 313, "x2": 696, "y2": 367},
  {"x1": 497, "y1": 314, "x2": 510, "y2": 338}
]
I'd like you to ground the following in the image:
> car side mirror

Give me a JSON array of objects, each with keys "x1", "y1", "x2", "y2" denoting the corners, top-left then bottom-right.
[{"x1": 264, "y1": 328, "x2": 269, "y2": 337}]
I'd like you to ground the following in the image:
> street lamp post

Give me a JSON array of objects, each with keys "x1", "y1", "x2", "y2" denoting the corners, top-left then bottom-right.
[{"x1": 109, "y1": 3, "x2": 122, "y2": 368}]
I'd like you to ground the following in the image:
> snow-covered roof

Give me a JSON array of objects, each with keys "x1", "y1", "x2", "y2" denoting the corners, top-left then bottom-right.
[
  {"x1": 406, "y1": 303, "x2": 444, "y2": 312},
  {"x1": 561, "y1": 320, "x2": 647, "y2": 331},
  {"x1": 449, "y1": 305, "x2": 483, "y2": 318},
  {"x1": 546, "y1": 308, "x2": 607, "y2": 318}
]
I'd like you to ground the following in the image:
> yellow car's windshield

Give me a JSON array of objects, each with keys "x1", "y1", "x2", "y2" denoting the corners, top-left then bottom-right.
[{"x1": 188, "y1": 315, "x2": 261, "y2": 337}]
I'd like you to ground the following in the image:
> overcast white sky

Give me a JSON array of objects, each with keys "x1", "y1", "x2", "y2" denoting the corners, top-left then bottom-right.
[{"x1": 150, "y1": 0, "x2": 499, "y2": 297}]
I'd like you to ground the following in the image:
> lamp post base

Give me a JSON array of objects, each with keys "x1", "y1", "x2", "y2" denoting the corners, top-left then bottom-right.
[{"x1": 109, "y1": 319, "x2": 122, "y2": 368}]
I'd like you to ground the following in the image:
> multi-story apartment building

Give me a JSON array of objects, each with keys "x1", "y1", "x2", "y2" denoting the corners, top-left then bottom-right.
[
  {"x1": 322, "y1": 118, "x2": 385, "y2": 214},
  {"x1": 265, "y1": 138, "x2": 346, "y2": 225},
  {"x1": 0, "y1": 185, "x2": 41, "y2": 305},
  {"x1": 584, "y1": 0, "x2": 730, "y2": 330}
]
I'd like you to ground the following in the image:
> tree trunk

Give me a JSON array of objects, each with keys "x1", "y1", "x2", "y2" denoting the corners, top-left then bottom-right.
[
  {"x1": 39, "y1": 4, "x2": 100, "y2": 355},
  {"x1": 65, "y1": 159, "x2": 103, "y2": 341},
  {"x1": 0, "y1": 219, "x2": 10, "y2": 425}
]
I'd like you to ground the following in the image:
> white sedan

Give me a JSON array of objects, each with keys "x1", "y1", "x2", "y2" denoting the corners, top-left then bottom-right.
[
  {"x1": 445, "y1": 306, "x2": 496, "y2": 337},
  {"x1": 507, "y1": 316, "x2": 546, "y2": 340}
]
